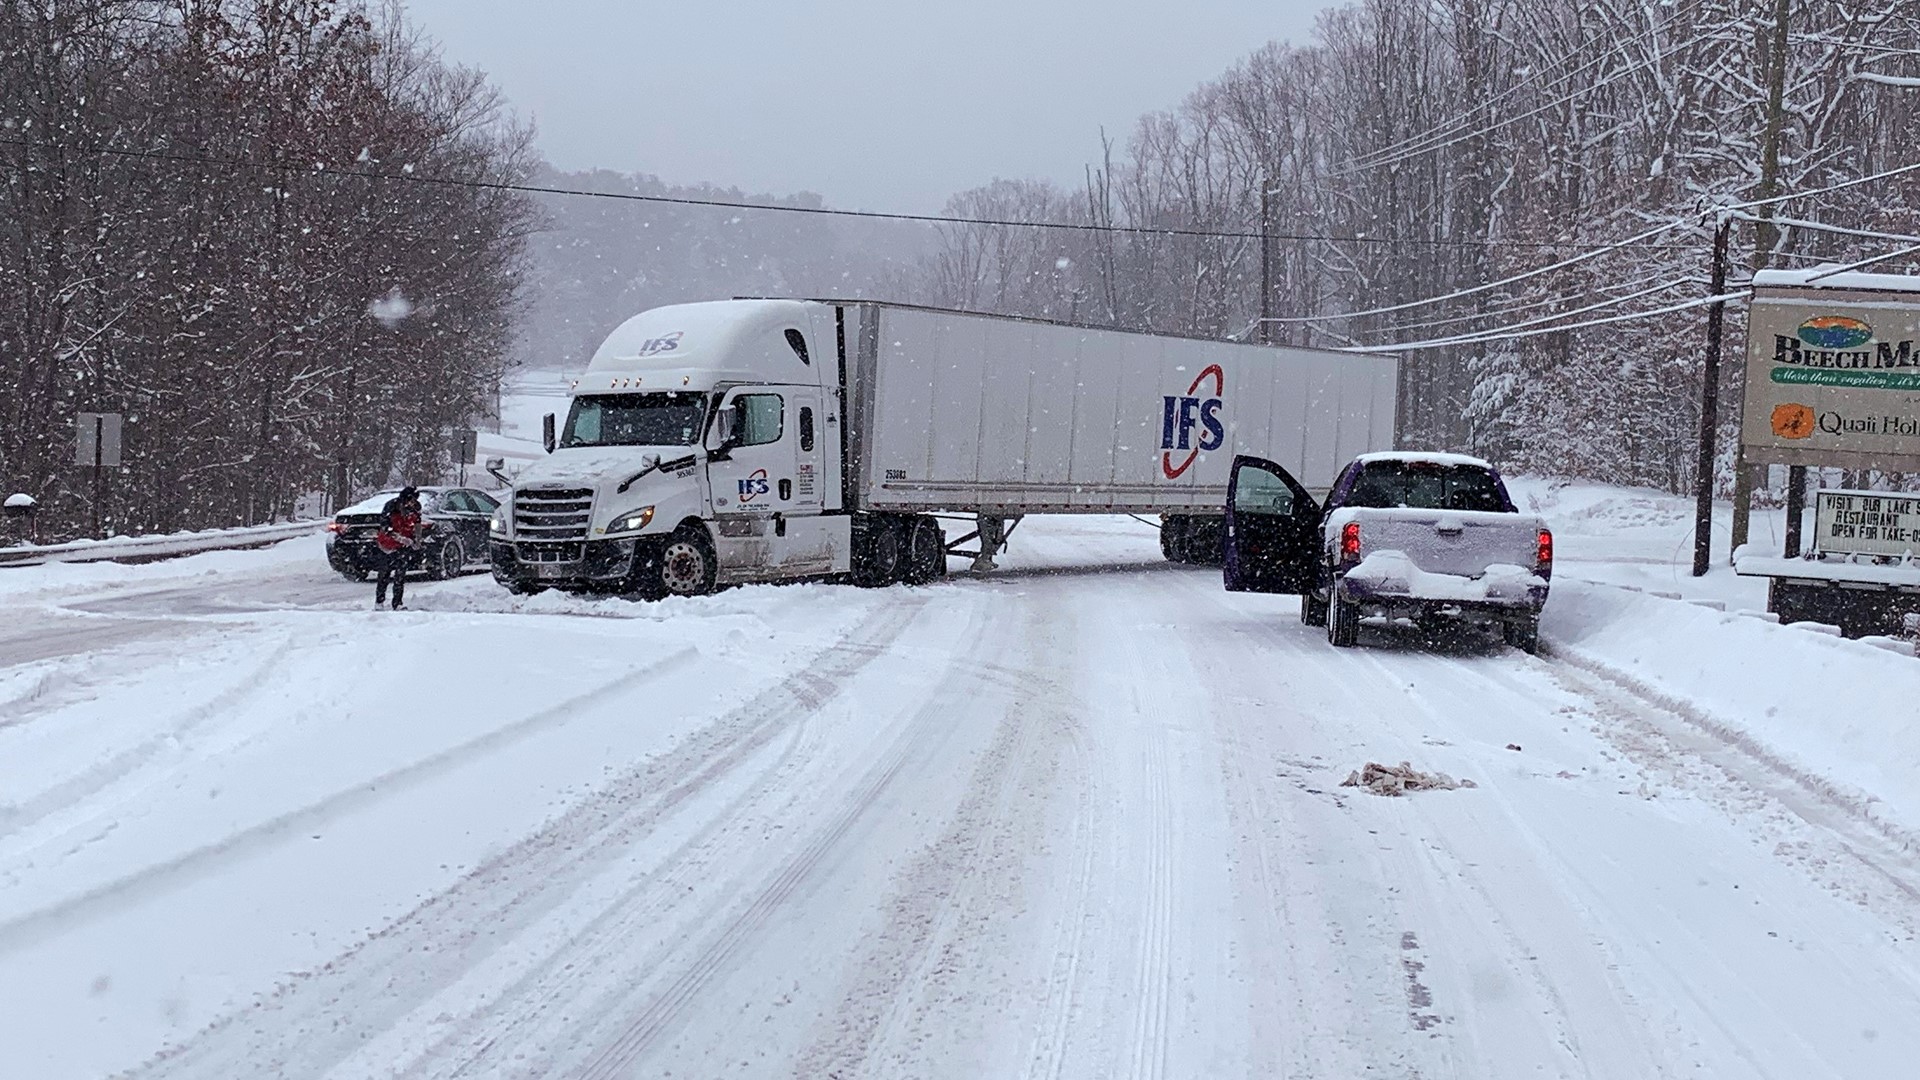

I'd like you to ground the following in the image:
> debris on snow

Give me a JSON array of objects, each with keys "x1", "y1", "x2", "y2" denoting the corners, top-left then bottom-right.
[
  {"x1": 1506, "y1": 743, "x2": 1523, "y2": 751},
  {"x1": 1340, "y1": 761, "x2": 1478, "y2": 796}
]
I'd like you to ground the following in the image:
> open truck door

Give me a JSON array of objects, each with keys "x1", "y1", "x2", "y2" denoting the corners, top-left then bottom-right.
[{"x1": 1223, "y1": 454, "x2": 1320, "y2": 593}]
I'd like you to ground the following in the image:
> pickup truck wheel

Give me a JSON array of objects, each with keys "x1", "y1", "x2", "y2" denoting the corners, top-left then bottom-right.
[
  {"x1": 1503, "y1": 614, "x2": 1540, "y2": 654},
  {"x1": 1327, "y1": 587, "x2": 1360, "y2": 648},
  {"x1": 1300, "y1": 589, "x2": 1328, "y2": 627},
  {"x1": 904, "y1": 517, "x2": 946, "y2": 585},
  {"x1": 655, "y1": 527, "x2": 717, "y2": 597}
]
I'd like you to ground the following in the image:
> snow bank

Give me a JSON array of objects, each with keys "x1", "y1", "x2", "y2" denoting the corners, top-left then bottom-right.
[
  {"x1": 1543, "y1": 580, "x2": 1920, "y2": 838},
  {"x1": 0, "y1": 520, "x2": 319, "y2": 568}
]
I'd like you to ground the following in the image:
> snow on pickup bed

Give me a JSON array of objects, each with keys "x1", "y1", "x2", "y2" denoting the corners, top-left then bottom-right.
[
  {"x1": 1342, "y1": 549, "x2": 1546, "y2": 603},
  {"x1": 1328, "y1": 504, "x2": 1547, "y2": 591}
]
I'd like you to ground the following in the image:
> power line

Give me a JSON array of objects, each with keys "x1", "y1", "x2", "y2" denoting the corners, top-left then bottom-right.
[
  {"x1": 0, "y1": 134, "x2": 1693, "y2": 253},
  {"x1": 1339, "y1": 288, "x2": 1753, "y2": 354}
]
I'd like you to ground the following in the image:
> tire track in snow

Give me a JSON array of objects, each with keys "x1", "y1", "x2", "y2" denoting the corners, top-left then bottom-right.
[
  {"x1": 132, "y1": 592, "x2": 928, "y2": 1079},
  {"x1": 1127, "y1": 725, "x2": 1175, "y2": 1080},
  {"x1": 1542, "y1": 642, "x2": 1920, "y2": 926},
  {"x1": 1022, "y1": 717, "x2": 1098, "y2": 1080},
  {"x1": 788, "y1": 598, "x2": 1095, "y2": 1080},
  {"x1": 0, "y1": 645, "x2": 688, "y2": 955},
  {"x1": 571, "y1": 602, "x2": 1003, "y2": 1080},
  {"x1": 0, "y1": 635, "x2": 298, "y2": 843}
]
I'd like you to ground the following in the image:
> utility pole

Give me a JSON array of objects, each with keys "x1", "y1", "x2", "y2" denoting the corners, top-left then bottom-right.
[
  {"x1": 1258, "y1": 178, "x2": 1273, "y2": 345},
  {"x1": 1692, "y1": 216, "x2": 1733, "y2": 576},
  {"x1": 1730, "y1": 0, "x2": 1795, "y2": 559}
]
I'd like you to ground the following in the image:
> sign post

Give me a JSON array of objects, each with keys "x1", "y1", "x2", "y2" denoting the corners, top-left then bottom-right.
[
  {"x1": 457, "y1": 429, "x2": 478, "y2": 486},
  {"x1": 75, "y1": 412, "x2": 124, "y2": 539}
]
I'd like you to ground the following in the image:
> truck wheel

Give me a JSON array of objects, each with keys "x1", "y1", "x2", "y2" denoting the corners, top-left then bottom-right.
[
  {"x1": 654, "y1": 526, "x2": 717, "y2": 597},
  {"x1": 1300, "y1": 589, "x2": 1328, "y2": 627},
  {"x1": 853, "y1": 518, "x2": 903, "y2": 587},
  {"x1": 904, "y1": 517, "x2": 946, "y2": 585},
  {"x1": 1503, "y1": 614, "x2": 1540, "y2": 654},
  {"x1": 1327, "y1": 587, "x2": 1360, "y2": 648}
]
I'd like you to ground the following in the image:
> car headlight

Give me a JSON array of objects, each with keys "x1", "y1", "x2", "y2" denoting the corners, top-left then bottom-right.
[
  {"x1": 606, "y1": 506, "x2": 655, "y2": 536},
  {"x1": 489, "y1": 507, "x2": 508, "y2": 537}
]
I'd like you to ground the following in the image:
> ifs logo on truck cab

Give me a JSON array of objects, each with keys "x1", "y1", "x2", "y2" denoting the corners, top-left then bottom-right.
[
  {"x1": 1160, "y1": 364, "x2": 1226, "y2": 479},
  {"x1": 737, "y1": 468, "x2": 770, "y2": 502},
  {"x1": 636, "y1": 331, "x2": 683, "y2": 357}
]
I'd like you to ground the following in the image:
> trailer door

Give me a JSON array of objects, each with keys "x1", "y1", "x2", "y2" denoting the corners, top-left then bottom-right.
[{"x1": 1223, "y1": 454, "x2": 1320, "y2": 594}]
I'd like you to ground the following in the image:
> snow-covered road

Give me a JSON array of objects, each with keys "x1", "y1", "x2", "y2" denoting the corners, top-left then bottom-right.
[{"x1": 3, "y1": 517, "x2": 1919, "y2": 1079}]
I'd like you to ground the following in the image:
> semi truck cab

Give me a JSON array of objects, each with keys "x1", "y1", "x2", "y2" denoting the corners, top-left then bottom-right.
[{"x1": 490, "y1": 300, "x2": 863, "y2": 597}]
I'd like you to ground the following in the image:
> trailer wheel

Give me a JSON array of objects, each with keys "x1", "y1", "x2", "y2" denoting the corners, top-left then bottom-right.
[
  {"x1": 853, "y1": 517, "x2": 903, "y2": 587},
  {"x1": 904, "y1": 517, "x2": 947, "y2": 585},
  {"x1": 1327, "y1": 586, "x2": 1360, "y2": 648},
  {"x1": 1160, "y1": 516, "x2": 1187, "y2": 563}
]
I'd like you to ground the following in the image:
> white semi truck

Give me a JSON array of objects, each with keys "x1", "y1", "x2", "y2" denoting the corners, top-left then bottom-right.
[{"x1": 487, "y1": 299, "x2": 1398, "y2": 597}]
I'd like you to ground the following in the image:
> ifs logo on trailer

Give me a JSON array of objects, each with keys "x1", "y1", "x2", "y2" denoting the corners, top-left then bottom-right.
[{"x1": 1160, "y1": 364, "x2": 1226, "y2": 478}]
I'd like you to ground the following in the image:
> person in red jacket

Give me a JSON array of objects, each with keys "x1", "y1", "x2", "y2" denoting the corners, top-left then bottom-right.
[{"x1": 373, "y1": 486, "x2": 432, "y2": 610}]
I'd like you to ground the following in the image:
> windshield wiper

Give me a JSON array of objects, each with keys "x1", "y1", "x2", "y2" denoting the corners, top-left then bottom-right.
[{"x1": 615, "y1": 453, "x2": 697, "y2": 493}]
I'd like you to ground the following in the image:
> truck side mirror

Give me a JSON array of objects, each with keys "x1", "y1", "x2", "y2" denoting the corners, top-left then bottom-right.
[
  {"x1": 485, "y1": 456, "x2": 508, "y2": 485},
  {"x1": 542, "y1": 413, "x2": 555, "y2": 454}
]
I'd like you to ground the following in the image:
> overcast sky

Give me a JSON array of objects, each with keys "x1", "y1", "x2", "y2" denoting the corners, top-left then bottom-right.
[{"x1": 402, "y1": 0, "x2": 1324, "y2": 214}]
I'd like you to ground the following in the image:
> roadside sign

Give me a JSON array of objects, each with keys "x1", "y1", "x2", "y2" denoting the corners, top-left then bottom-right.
[
  {"x1": 1814, "y1": 489, "x2": 1920, "y2": 558},
  {"x1": 1743, "y1": 271, "x2": 1920, "y2": 470},
  {"x1": 75, "y1": 413, "x2": 124, "y2": 467},
  {"x1": 458, "y1": 429, "x2": 478, "y2": 465}
]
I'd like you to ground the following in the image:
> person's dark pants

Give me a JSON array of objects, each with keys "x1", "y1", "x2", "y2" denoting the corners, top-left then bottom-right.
[{"x1": 374, "y1": 549, "x2": 415, "y2": 607}]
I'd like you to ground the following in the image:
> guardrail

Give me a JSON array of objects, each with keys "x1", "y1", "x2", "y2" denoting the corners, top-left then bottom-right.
[{"x1": 0, "y1": 520, "x2": 322, "y2": 568}]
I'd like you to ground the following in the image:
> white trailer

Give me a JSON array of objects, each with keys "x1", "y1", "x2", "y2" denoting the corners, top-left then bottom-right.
[{"x1": 487, "y1": 300, "x2": 1397, "y2": 597}]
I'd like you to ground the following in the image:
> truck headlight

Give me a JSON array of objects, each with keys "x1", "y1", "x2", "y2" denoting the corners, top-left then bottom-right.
[
  {"x1": 606, "y1": 506, "x2": 655, "y2": 536},
  {"x1": 489, "y1": 507, "x2": 508, "y2": 538}
]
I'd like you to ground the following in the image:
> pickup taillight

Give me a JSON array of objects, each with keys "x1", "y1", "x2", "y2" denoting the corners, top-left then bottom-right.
[
  {"x1": 1536, "y1": 528, "x2": 1554, "y2": 575},
  {"x1": 1340, "y1": 521, "x2": 1362, "y2": 561}
]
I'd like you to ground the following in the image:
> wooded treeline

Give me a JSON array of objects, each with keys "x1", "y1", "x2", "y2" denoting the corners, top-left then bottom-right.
[
  {"x1": 915, "y1": 0, "x2": 1920, "y2": 494},
  {"x1": 0, "y1": 0, "x2": 534, "y2": 539}
]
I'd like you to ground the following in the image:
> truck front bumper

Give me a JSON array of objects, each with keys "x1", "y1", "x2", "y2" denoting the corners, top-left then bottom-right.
[{"x1": 491, "y1": 538, "x2": 640, "y2": 589}]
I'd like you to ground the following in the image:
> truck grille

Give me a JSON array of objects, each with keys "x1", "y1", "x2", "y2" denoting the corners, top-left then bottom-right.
[{"x1": 515, "y1": 487, "x2": 594, "y2": 542}]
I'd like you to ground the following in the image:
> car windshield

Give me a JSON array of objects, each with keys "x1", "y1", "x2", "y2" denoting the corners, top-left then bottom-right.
[
  {"x1": 1345, "y1": 461, "x2": 1511, "y2": 512},
  {"x1": 560, "y1": 392, "x2": 706, "y2": 449}
]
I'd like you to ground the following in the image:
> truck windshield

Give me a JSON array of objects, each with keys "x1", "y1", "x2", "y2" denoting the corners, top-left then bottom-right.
[
  {"x1": 560, "y1": 392, "x2": 706, "y2": 448},
  {"x1": 1344, "y1": 461, "x2": 1512, "y2": 512}
]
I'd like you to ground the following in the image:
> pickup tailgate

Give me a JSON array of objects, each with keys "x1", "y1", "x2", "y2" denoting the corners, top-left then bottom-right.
[{"x1": 1345, "y1": 508, "x2": 1543, "y2": 576}]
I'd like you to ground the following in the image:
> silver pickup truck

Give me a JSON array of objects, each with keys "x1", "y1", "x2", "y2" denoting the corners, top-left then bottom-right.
[{"x1": 1221, "y1": 451, "x2": 1552, "y2": 652}]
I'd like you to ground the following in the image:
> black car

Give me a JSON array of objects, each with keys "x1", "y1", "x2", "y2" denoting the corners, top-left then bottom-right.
[{"x1": 325, "y1": 486, "x2": 502, "y2": 582}]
